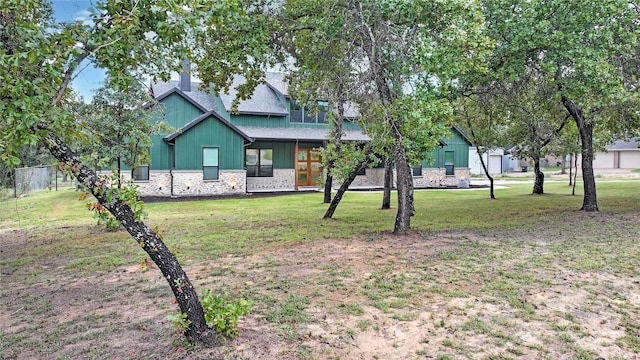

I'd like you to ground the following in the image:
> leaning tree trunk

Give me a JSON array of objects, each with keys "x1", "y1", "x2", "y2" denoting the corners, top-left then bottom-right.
[
  {"x1": 561, "y1": 97, "x2": 598, "y2": 211},
  {"x1": 381, "y1": 157, "x2": 393, "y2": 209},
  {"x1": 39, "y1": 125, "x2": 218, "y2": 346},
  {"x1": 532, "y1": 158, "x2": 544, "y2": 195},
  {"x1": 324, "y1": 154, "x2": 372, "y2": 219}
]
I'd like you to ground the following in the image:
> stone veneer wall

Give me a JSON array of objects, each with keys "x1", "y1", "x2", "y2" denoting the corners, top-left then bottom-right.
[
  {"x1": 247, "y1": 169, "x2": 295, "y2": 191},
  {"x1": 413, "y1": 168, "x2": 471, "y2": 188},
  {"x1": 340, "y1": 168, "x2": 386, "y2": 188},
  {"x1": 115, "y1": 170, "x2": 246, "y2": 197}
]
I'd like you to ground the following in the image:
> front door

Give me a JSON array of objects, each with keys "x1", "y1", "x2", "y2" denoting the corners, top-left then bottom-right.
[{"x1": 297, "y1": 149, "x2": 322, "y2": 186}]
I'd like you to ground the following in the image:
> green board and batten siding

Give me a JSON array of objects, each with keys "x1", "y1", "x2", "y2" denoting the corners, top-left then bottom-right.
[
  {"x1": 423, "y1": 129, "x2": 470, "y2": 168},
  {"x1": 149, "y1": 93, "x2": 205, "y2": 170},
  {"x1": 174, "y1": 115, "x2": 246, "y2": 170},
  {"x1": 159, "y1": 93, "x2": 205, "y2": 129},
  {"x1": 150, "y1": 93, "x2": 248, "y2": 171}
]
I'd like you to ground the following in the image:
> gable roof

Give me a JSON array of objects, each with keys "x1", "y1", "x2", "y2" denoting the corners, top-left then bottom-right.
[
  {"x1": 152, "y1": 80, "x2": 218, "y2": 113},
  {"x1": 452, "y1": 125, "x2": 472, "y2": 145},
  {"x1": 219, "y1": 75, "x2": 288, "y2": 116},
  {"x1": 164, "y1": 111, "x2": 253, "y2": 143},
  {"x1": 264, "y1": 72, "x2": 290, "y2": 97},
  {"x1": 263, "y1": 72, "x2": 360, "y2": 119}
]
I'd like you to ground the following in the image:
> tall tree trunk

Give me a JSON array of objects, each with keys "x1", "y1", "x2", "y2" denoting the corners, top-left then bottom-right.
[
  {"x1": 477, "y1": 149, "x2": 496, "y2": 199},
  {"x1": 561, "y1": 97, "x2": 598, "y2": 211},
  {"x1": 324, "y1": 100, "x2": 346, "y2": 204},
  {"x1": 323, "y1": 170, "x2": 333, "y2": 204},
  {"x1": 391, "y1": 129, "x2": 413, "y2": 234},
  {"x1": 324, "y1": 154, "x2": 372, "y2": 219},
  {"x1": 568, "y1": 154, "x2": 573, "y2": 186},
  {"x1": 572, "y1": 152, "x2": 579, "y2": 196},
  {"x1": 39, "y1": 125, "x2": 218, "y2": 346},
  {"x1": 355, "y1": 3, "x2": 412, "y2": 233},
  {"x1": 532, "y1": 158, "x2": 544, "y2": 194},
  {"x1": 381, "y1": 157, "x2": 392, "y2": 209}
]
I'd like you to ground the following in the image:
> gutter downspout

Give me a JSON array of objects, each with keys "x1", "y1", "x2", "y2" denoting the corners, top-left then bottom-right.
[
  {"x1": 295, "y1": 140, "x2": 299, "y2": 191},
  {"x1": 170, "y1": 168, "x2": 175, "y2": 198}
]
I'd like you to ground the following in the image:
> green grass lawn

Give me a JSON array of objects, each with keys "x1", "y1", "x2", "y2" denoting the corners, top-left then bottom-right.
[
  {"x1": 1, "y1": 181, "x2": 638, "y2": 263},
  {"x1": 1, "y1": 181, "x2": 639, "y2": 359}
]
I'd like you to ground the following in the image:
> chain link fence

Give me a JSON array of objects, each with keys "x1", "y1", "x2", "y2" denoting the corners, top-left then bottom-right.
[{"x1": 4, "y1": 164, "x2": 69, "y2": 198}]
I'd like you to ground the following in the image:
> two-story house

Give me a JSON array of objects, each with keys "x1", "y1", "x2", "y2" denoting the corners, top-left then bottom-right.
[{"x1": 129, "y1": 72, "x2": 471, "y2": 197}]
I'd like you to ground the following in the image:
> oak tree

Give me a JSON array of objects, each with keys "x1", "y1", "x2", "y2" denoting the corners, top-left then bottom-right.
[{"x1": 0, "y1": 0, "x2": 276, "y2": 345}]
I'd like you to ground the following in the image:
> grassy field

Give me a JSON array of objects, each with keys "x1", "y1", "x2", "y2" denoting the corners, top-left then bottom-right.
[{"x1": 1, "y1": 181, "x2": 639, "y2": 359}]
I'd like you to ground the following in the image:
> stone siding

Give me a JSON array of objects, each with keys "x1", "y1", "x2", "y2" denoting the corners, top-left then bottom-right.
[
  {"x1": 247, "y1": 169, "x2": 296, "y2": 191},
  {"x1": 413, "y1": 168, "x2": 471, "y2": 188},
  {"x1": 115, "y1": 170, "x2": 246, "y2": 197},
  {"x1": 340, "y1": 168, "x2": 386, "y2": 188}
]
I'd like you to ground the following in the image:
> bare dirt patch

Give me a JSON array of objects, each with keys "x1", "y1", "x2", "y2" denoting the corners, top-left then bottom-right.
[{"x1": 2, "y1": 213, "x2": 640, "y2": 359}]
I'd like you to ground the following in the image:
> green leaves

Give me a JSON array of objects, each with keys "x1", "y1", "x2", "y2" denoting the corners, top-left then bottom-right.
[
  {"x1": 201, "y1": 289, "x2": 252, "y2": 339},
  {"x1": 1, "y1": 0, "x2": 277, "y2": 168}
]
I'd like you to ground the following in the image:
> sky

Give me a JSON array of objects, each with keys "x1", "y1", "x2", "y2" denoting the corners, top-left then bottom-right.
[{"x1": 51, "y1": 0, "x2": 105, "y2": 101}]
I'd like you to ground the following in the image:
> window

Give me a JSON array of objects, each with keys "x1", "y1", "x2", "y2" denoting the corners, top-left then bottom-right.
[
  {"x1": 412, "y1": 164, "x2": 422, "y2": 177},
  {"x1": 132, "y1": 165, "x2": 149, "y2": 181},
  {"x1": 246, "y1": 148, "x2": 273, "y2": 177},
  {"x1": 290, "y1": 101, "x2": 303, "y2": 123},
  {"x1": 203, "y1": 147, "x2": 219, "y2": 180},
  {"x1": 445, "y1": 151, "x2": 454, "y2": 176},
  {"x1": 290, "y1": 100, "x2": 329, "y2": 124}
]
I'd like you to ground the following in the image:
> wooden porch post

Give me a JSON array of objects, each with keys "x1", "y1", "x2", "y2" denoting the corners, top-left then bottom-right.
[{"x1": 294, "y1": 141, "x2": 299, "y2": 191}]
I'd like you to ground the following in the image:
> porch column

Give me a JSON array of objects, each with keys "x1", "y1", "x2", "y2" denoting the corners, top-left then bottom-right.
[{"x1": 294, "y1": 141, "x2": 299, "y2": 191}]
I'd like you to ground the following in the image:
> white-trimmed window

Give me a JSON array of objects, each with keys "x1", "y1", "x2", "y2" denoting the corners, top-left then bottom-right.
[{"x1": 203, "y1": 147, "x2": 219, "y2": 180}]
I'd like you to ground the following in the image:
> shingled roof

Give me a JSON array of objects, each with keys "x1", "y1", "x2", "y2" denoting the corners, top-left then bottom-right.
[
  {"x1": 151, "y1": 80, "x2": 218, "y2": 113},
  {"x1": 218, "y1": 74, "x2": 288, "y2": 116},
  {"x1": 605, "y1": 139, "x2": 640, "y2": 151},
  {"x1": 237, "y1": 126, "x2": 370, "y2": 142}
]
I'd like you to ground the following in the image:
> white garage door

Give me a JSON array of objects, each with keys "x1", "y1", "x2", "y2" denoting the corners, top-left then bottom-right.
[
  {"x1": 593, "y1": 152, "x2": 614, "y2": 168},
  {"x1": 489, "y1": 155, "x2": 502, "y2": 174},
  {"x1": 619, "y1": 152, "x2": 640, "y2": 168}
]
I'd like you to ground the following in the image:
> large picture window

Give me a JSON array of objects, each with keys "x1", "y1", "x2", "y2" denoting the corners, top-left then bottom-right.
[
  {"x1": 203, "y1": 147, "x2": 219, "y2": 180},
  {"x1": 290, "y1": 101, "x2": 328, "y2": 124},
  {"x1": 246, "y1": 148, "x2": 273, "y2": 177}
]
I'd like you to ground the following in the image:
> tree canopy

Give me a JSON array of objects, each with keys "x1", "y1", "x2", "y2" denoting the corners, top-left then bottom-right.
[
  {"x1": 280, "y1": 0, "x2": 491, "y2": 233},
  {"x1": 0, "y1": 0, "x2": 278, "y2": 345},
  {"x1": 480, "y1": 0, "x2": 640, "y2": 210}
]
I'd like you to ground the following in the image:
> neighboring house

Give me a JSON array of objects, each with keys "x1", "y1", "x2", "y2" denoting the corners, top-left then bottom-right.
[
  {"x1": 129, "y1": 73, "x2": 471, "y2": 197},
  {"x1": 593, "y1": 139, "x2": 640, "y2": 169},
  {"x1": 468, "y1": 147, "x2": 505, "y2": 175}
]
